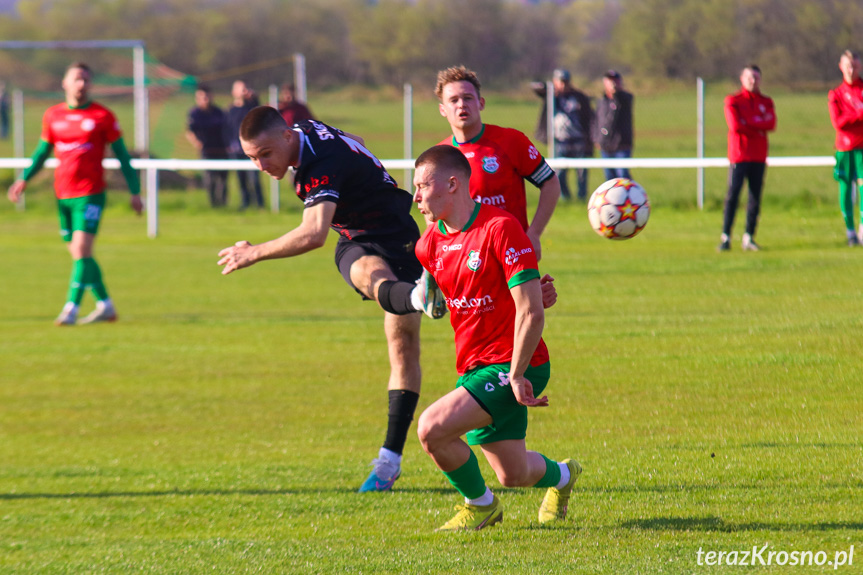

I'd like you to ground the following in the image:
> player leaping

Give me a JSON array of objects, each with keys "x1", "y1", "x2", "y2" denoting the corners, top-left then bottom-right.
[{"x1": 217, "y1": 106, "x2": 446, "y2": 492}]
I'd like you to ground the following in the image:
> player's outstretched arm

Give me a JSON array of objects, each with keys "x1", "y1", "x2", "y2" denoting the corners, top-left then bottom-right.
[
  {"x1": 509, "y1": 278, "x2": 548, "y2": 407},
  {"x1": 218, "y1": 201, "x2": 335, "y2": 275}
]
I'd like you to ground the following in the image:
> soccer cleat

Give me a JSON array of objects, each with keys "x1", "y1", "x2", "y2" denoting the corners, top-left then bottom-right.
[
  {"x1": 717, "y1": 233, "x2": 730, "y2": 252},
  {"x1": 417, "y1": 269, "x2": 447, "y2": 319},
  {"x1": 78, "y1": 304, "x2": 118, "y2": 325},
  {"x1": 850, "y1": 230, "x2": 861, "y2": 247},
  {"x1": 358, "y1": 458, "x2": 401, "y2": 493},
  {"x1": 435, "y1": 495, "x2": 503, "y2": 532},
  {"x1": 741, "y1": 233, "x2": 760, "y2": 252},
  {"x1": 538, "y1": 458, "x2": 582, "y2": 525},
  {"x1": 54, "y1": 307, "x2": 77, "y2": 326}
]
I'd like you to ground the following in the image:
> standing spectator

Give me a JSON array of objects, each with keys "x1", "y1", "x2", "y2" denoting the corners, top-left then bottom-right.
[
  {"x1": 278, "y1": 83, "x2": 315, "y2": 126},
  {"x1": 532, "y1": 69, "x2": 594, "y2": 201},
  {"x1": 718, "y1": 64, "x2": 776, "y2": 252},
  {"x1": 596, "y1": 70, "x2": 634, "y2": 181},
  {"x1": 226, "y1": 80, "x2": 264, "y2": 210},
  {"x1": 828, "y1": 50, "x2": 863, "y2": 247},
  {"x1": 6, "y1": 62, "x2": 142, "y2": 325},
  {"x1": 0, "y1": 81, "x2": 9, "y2": 140},
  {"x1": 186, "y1": 85, "x2": 228, "y2": 208}
]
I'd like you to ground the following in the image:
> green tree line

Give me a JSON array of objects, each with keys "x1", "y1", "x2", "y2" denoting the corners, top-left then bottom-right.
[{"x1": 1, "y1": 0, "x2": 862, "y2": 91}]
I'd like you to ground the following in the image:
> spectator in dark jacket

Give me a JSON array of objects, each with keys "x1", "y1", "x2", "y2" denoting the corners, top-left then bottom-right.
[
  {"x1": 596, "y1": 70, "x2": 634, "y2": 181},
  {"x1": 186, "y1": 85, "x2": 228, "y2": 207},
  {"x1": 533, "y1": 69, "x2": 594, "y2": 200},
  {"x1": 226, "y1": 80, "x2": 264, "y2": 210}
]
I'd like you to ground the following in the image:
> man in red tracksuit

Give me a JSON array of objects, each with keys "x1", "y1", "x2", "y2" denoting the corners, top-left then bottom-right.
[
  {"x1": 719, "y1": 64, "x2": 776, "y2": 252},
  {"x1": 828, "y1": 50, "x2": 863, "y2": 247}
]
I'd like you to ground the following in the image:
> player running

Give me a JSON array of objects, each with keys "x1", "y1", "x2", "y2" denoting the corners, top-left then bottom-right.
[
  {"x1": 435, "y1": 65, "x2": 561, "y2": 262},
  {"x1": 7, "y1": 62, "x2": 142, "y2": 326},
  {"x1": 217, "y1": 106, "x2": 446, "y2": 492},
  {"x1": 413, "y1": 145, "x2": 579, "y2": 531}
]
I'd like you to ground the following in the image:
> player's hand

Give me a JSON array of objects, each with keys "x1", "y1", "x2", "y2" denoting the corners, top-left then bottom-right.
[
  {"x1": 540, "y1": 274, "x2": 557, "y2": 309},
  {"x1": 218, "y1": 240, "x2": 256, "y2": 275},
  {"x1": 130, "y1": 194, "x2": 143, "y2": 216},
  {"x1": 7, "y1": 180, "x2": 26, "y2": 203},
  {"x1": 527, "y1": 229, "x2": 542, "y2": 261},
  {"x1": 510, "y1": 374, "x2": 549, "y2": 407}
]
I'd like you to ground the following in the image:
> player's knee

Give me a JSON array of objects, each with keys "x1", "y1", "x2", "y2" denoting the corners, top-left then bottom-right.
[
  {"x1": 494, "y1": 467, "x2": 531, "y2": 488},
  {"x1": 417, "y1": 410, "x2": 443, "y2": 455}
]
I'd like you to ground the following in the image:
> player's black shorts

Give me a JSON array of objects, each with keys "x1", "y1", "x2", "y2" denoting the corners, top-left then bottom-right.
[{"x1": 335, "y1": 231, "x2": 423, "y2": 300}]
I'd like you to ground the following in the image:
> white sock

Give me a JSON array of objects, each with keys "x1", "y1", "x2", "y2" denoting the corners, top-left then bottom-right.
[
  {"x1": 720, "y1": 233, "x2": 729, "y2": 243},
  {"x1": 555, "y1": 462, "x2": 571, "y2": 489},
  {"x1": 62, "y1": 302, "x2": 79, "y2": 314},
  {"x1": 467, "y1": 487, "x2": 494, "y2": 507},
  {"x1": 409, "y1": 284, "x2": 423, "y2": 311},
  {"x1": 97, "y1": 298, "x2": 114, "y2": 311},
  {"x1": 379, "y1": 447, "x2": 402, "y2": 467}
]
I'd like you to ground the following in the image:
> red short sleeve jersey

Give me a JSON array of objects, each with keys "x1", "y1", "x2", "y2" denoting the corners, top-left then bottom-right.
[
  {"x1": 416, "y1": 202, "x2": 550, "y2": 375},
  {"x1": 41, "y1": 102, "x2": 122, "y2": 199},
  {"x1": 439, "y1": 124, "x2": 554, "y2": 231}
]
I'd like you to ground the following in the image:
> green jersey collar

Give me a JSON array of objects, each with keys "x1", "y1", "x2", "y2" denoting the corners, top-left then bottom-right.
[
  {"x1": 451, "y1": 124, "x2": 485, "y2": 147},
  {"x1": 436, "y1": 201, "x2": 482, "y2": 235}
]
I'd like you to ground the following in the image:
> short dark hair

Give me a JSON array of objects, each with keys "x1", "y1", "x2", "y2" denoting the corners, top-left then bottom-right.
[
  {"x1": 240, "y1": 105, "x2": 287, "y2": 141},
  {"x1": 66, "y1": 61, "x2": 92, "y2": 76},
  {"x1": 744, "y1": 64, "x2": 762, "y2": 75},
  {"x1": 196, "y1": 84, "x2": 211, "y2": 94},
  {"x1": 415, "y1": 145, "x2": 472, "y2": 180}
]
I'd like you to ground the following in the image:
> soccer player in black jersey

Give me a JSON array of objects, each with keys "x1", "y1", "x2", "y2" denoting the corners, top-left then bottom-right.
[{"x1": 218, "y1": 106, "x2": 445, "y2": 492}]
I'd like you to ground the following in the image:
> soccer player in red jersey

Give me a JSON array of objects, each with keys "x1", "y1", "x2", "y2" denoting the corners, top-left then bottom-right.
[
  {"x1": 7, "y1": 62, "x2": 142, "y2": 325},
  {"x1": 435, "y1": 66, "x2": 561, "y2": 261},
  {"x1": 413, "y1": 145, "x2": 579, "y2": 531}
]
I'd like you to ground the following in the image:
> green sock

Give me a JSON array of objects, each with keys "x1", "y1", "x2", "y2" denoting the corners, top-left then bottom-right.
[
  {"x1": 532, "y1": 454, "x2": 562, "y2": 488},
  {"x1": 81, "y1": 257, "x2": 109, "y2": 301},
  {"x1": 66, "y1": 259, "x2": 86, "y2": 305},
  {"x1": 442, "y1": 450, "x2": 487, "y2": 500}
]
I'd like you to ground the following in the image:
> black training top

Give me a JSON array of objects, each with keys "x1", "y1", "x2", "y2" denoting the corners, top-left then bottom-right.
[{"x1": 292, "y1": 120, "x2": 418, "y2": 241}]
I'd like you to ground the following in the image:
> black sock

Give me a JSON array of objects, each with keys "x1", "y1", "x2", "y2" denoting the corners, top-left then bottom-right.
[
  {"x1": 383, "y1": 389, "x2": 420, "y2": 455},
  {"x1": 377, "y1": 280, "x2": 418, "y2": 315}
]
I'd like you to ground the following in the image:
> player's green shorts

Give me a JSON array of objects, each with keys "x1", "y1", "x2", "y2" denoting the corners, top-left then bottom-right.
[
  {"x1": 57, "y1": 193, "x2": 106, "y2": 242},
  {"x1": 458, "y1": 361, "x2": 551, "y2": 446},
  {"x1": 834, "y1": 149, "x2": 863, "y2": 184}
]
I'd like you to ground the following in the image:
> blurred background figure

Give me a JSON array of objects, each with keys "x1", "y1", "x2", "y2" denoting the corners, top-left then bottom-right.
[
  {"x1": 278, "y1": 83, "x2": 315, "y2": 126},
  {"x1": 226, "y1": 80, "x2": 264, "y2": 210},
  {"x1": 533, "y1": 68, "x2": 594, "y2": 201},
  {"x1": 185, "y1": 84, "x2": 228, "y2": 208},
  {"x1": 596, "y1": 70, "x2": 634, "y2": 181}
]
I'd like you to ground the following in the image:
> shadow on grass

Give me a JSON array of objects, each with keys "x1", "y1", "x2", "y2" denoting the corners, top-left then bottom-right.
[
  {"x1": 621, "y1": 516, "x2": 863, "y2": 532},
  {"x1": 0, "y1": 486, "x2": 456, "y2": 500}
]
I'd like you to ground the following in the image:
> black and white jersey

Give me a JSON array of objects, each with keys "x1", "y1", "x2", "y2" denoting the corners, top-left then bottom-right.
[{"x1": 292, "y1": 120, "x2": 418, "y2": 240}]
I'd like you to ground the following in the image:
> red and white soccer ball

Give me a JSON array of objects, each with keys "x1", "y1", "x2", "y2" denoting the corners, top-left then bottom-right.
[{"x1": 587, "y1": 178, "x2": 650, "y2": 240}]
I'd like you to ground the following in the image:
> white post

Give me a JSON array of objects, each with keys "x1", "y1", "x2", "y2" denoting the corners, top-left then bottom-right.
[
  {"x1": 267, "y1": 83, "x2": 281, "y2": 212},
  {"x1": 404, "y1": 82, "x2": 413, "y2": 190},
  {"x1": 146, "y1": 167, "x2": 159, "y2": 238},
  {"x1": 546, "y1": 80, "x2": 555, "y2": 159},
  {"x1": 13, "y1": 88, "x2": 24, "y2": 210},
  {"x1": 697, "y1": 77, "x2": 705, "y2": 210},
  {"x1": 133, "y1": 44, "x2": 149, "y2": 155},
  {"x1": 293, "y1": 53, "x2": 307, "y2": 104}
]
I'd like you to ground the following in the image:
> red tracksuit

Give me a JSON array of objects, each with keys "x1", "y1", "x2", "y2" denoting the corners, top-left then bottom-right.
[
  {"x1": 828, "y1": 78, "x2": 863, "y2": 152},
  {"x1": 725, "y1": 89, "x2": 776, "y2": 163}
]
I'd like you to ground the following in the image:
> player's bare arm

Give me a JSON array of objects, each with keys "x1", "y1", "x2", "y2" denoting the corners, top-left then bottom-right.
[
  {"x1": 509, "y1": 278, "x2": 548, "y2": 408},
  {"x1": 527, "y1": 174, "x2": 562, "y2": 261},
  {"x1": 218, "y1": 201, "x2": 335, "y2": 275},
  {"x1": 7, "y1": 179, "x2": 26, "y2": 203}
]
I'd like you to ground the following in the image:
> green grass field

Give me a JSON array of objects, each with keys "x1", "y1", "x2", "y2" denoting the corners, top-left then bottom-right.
[
  {"x1": 1, "y1": 188, "x2": 862, "y2": 573},
  {"x1": 1, "y1": 85, "x2": 861, "y2": 573}
]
